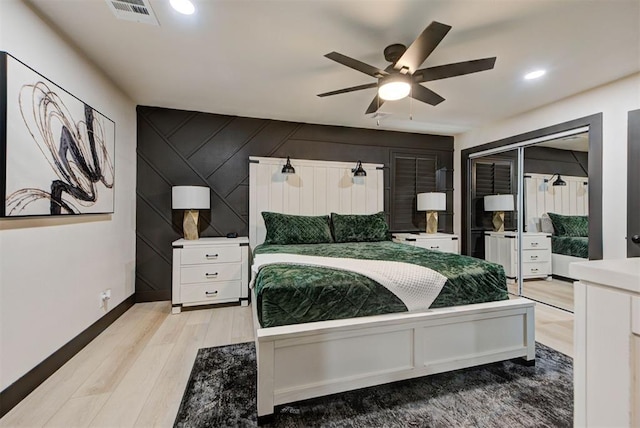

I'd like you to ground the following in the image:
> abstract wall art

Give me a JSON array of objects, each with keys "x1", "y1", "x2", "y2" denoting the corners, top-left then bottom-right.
[{"x1": 0, "y1": 52, "x2": 115, "y2": 217}]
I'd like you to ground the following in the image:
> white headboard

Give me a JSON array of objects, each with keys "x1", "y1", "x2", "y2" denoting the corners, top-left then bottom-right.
[
  {"x1": 524, "y1": 173, "x2": 588, "y2": 231},
  {"x1": 249, "y1": 156, "x2": 384, "y2": 248}
]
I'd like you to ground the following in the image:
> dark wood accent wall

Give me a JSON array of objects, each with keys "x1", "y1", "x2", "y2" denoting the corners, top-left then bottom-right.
[{"x1": 136, "y1": 106, "x2": 453, "y2": 302}]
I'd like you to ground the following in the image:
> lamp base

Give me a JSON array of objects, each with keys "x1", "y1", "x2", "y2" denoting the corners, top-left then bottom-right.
[
  {"x1": 183, "y1": 210, "x2": 200, "y2": 240},
  {"x1": 492, "y1": 211, "x2": 505, "y2": 232},
  {"x1": 426, "y1": 211, "x2": 438, "y2": 234}
]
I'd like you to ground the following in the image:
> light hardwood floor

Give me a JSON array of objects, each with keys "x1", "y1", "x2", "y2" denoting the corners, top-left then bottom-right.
[
  {"x1": 522, "y1": 278, "x2": 574, "y2": 312},
  {"x1": 0, "y1": 300, "x2": 573, "y2": 427}
]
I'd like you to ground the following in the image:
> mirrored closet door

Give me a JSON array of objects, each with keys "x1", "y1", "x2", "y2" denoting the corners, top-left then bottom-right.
[
  {"x1": 466, "y1": 127, "x2": 595, "y2": 312},
  {"x1": 520, "y1": 133, "x2": 589, "y2": 312}
]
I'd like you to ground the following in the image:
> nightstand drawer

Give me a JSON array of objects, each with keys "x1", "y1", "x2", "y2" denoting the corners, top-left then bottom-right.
[
  {"x1": 180, "y1": 281, "x2": 241, "y2": 304},
  {"x1": 521, "y1": 235, "x2": 550, "y2": 250},
  {"x1": 413, "y1": 239, "x2": 457, "y2": 253},
  {"x1": 180, "y1": 263, "x2": 242, "y2": 284},
  {"x1": 521, "y1": 249, "x2": 551, "y2": 263},
  {"x1": 181, "y1": 246, "x2": 241, "y2": 265},
  {"x1": 522, "y1": 262, "x2": 550, "y2": 277}
]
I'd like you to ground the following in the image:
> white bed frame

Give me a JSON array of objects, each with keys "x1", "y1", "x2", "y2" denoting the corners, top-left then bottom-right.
[
  {"x1": 249, "y1": 156, "x2": 536, "y2": 421},
  {"x1": 552, "y1": 253, "x2": 585, "y2": 278}
]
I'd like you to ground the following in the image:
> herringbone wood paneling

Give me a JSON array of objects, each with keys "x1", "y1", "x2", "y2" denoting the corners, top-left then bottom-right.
[{"x1": 136, "y1": 106, "x2": 453, "y2": 301}]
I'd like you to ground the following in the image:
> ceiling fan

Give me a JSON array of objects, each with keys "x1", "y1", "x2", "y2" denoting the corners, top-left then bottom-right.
[{"x1": 317, "y1": 21, "x2": 497, "y2": 114}]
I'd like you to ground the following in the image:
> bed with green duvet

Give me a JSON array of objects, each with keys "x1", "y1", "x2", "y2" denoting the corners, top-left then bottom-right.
[{"x1": 253, "y1": 241, "x2": 509, "y2": 328}]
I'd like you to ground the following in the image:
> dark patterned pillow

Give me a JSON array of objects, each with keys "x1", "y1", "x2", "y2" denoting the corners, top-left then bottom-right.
[
  {"x1": 547, "y1": 213, "x2": 589, "y2": 237},
  {"x1": 331, "y1": 212, "x2": 390, "y2": 243},
  {"x1": 262, "y1": 212, "x2": 333, "y2": 245}
]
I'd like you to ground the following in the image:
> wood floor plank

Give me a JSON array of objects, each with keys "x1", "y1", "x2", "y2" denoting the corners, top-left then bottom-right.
[
  {"x1": 71, "y1": 304, "x2": 167, "y2": 398},
  {"x1": 88, "y1": 343, "x2": 174, "y2": 427},
  {"x1": 43, "y1": 393, "x2": 110, "y2": 428},
  {"x1": 134, "y1": 322, "x2": 209, "y2": 428},
  {"x1": 231, "y1": 305, "x2": 255, "y2": 343},
  {"x1": 201, "y1": 306, "x2": 234, "y2": 348},
  {"x1": 0, "y1": 303, "x2": 165, "y2": 427}
]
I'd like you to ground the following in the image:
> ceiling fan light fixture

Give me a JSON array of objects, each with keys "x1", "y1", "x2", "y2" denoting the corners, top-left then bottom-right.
[
  {"x1": 378, "y1": 75, "x2": 411, "y2": 101},
  {"x1": 170, "y1": 0, "x2": 195, "y2": 15}
]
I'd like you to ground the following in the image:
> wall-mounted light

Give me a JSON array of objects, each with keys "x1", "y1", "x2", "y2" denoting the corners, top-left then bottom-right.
[
  {"x1": 172, "y1": 186, "x2": 210, "y2": 240},
  {"x1": 544, "y1": 173, "x2": 567, "y2": 187},
  {"x1": 417, "y1": 192, "x2": 446, "y2": 234},
  {"x1": 281, "y1": 156, "x2": 295, "y2": 174},
  {"x1": 352, "y1": 160, "x2": 367, "y2": 177},
  {"x1": 484, "y1": 194, "x2": 514, "y2": 232}
]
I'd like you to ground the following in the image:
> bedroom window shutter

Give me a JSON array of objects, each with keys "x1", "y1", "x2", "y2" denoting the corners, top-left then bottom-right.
[
  {"x1": 472, "y1": 159, "x2": 514, "y2": 230},
  {"x1": 391, "y1": 154, "x2": 438, "y2": 231}
]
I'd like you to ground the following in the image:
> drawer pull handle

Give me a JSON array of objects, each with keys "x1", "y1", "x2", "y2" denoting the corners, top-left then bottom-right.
[
  {"x1": 205, "y1": 272, "x2": 218, "y2": 278},
  {"x1": 531, "y1": 242, "x2": 539, "y2": 247},
  {"x1": 206, "y1": 254, "x2": 219, "y2": 259},
  {"x1": 531, "y1": 268, "x2": 539, "y2": 272},
  {"x1": 530, "y1": 255, "x2": 538, "y2": 259},
  {"x1": 430, "y1": 246, "x2": 440, "y2": 249},
  {"x1": 205, "y1": 291, "x2": 218, "y2": 296}
]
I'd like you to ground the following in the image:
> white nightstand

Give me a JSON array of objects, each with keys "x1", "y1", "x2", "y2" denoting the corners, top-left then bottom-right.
[
  {"x1": 172, "y1": 237, "x2": 250, "y2": 314},
  {"x1": 392, "y1": 233, "x2": 459, "y2": 254},
  {"x1": 484, "y1": 232, "x2": 551, "y2": 280}
]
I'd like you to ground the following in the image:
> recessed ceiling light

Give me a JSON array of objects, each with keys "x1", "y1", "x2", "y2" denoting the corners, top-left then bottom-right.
[
  {"x1": 170, "y1": 0, "x2": 195, "y2": 15},
  {"x1": 524, "y1": 70, "x2": 546, "y2": 80}
]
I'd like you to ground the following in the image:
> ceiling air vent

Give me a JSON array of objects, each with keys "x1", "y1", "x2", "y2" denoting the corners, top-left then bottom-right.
[{"x1": 106, "y1": 0, "x2": 159, "y2": 25}]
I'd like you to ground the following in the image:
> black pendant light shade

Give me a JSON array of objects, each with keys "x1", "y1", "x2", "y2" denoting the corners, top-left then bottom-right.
[
  {"x1": 352, "y1": 160, "x2": 367, "y2": 177},
  {"x1": 545, "y1": 173, "x2": 567, "y2": 187},
  {"x1": 281, "y1": 156, "x2": 295, "y2": 174}
]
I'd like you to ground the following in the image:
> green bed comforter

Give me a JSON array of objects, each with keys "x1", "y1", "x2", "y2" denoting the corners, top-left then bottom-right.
[
  {"x1": 552, "y1": 236, "x2": 589, "y2": 258},
  {"x1": 253, "y1": 241, "x2": 508, "y2": 328}
]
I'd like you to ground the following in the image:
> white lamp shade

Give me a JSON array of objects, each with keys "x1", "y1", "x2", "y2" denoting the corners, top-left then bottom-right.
[
  {"x1": 484, "y1": 194, "x2": 514, "y2": 211},
  {"x1": 417, "y1": 192, "x2": 446, "y2": 211},
  {"x1": 172, "y1": 186, "x2": 210, "y2": 209}
]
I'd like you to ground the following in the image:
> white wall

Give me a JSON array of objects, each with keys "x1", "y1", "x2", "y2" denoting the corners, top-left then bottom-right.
[
  {"x1": 454, "y1": 73, "x2": 640, "y2": 260},
  {"x1": 0, "y1": 0, "x2": 136, "y2": 390}
]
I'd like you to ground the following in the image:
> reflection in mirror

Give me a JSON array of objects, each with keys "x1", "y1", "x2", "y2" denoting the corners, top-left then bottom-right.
[
  {"x1": 470, "y1": 150, "x2": 519, "y2": 260},
  {"x1": 520, "y1": 131, "x2": 589, "y2": 312},
  {"x1": 470, "y1": 149, "x2": 524, "y2": 296}
]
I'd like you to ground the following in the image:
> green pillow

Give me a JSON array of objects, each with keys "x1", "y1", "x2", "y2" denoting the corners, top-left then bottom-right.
[
  {"x1": 262, "y1": 212, "x2": 333, "y2": 245},
  {"x1": 547, "y1": 213, "x2": 589, "y2": 237},
  {"x1": 331, "y1": 212, "x2": 390, "y2": 243}
]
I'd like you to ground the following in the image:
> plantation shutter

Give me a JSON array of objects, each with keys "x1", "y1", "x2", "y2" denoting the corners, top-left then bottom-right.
[
  {"x1": 391, "y1": 154, "x2": 437, "y2": 231},
  {"x1": 472, "y1": 160, "x2": 514, "y2": 230}
]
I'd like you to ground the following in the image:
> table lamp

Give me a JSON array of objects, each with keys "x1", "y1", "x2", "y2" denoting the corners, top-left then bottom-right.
[
  {"x1": 417, "y1": 192, "x2": 446, "y2": 234},
  {"x1": 172, "y1": 186, "x2": 210, "y2": 240},
  {"x1": 484, "y1": 194, "x2": 514, "y2": 232}
]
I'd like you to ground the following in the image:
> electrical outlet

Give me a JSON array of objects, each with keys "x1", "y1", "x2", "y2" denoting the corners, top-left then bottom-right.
[{"x1": 99, "y1": 289, "x2": 112, "y2": 309}]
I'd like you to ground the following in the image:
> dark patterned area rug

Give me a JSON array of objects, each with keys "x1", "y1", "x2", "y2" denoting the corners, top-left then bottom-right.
[{"x1": 174, "y1": 342, "x2": 572, "y2": 427}]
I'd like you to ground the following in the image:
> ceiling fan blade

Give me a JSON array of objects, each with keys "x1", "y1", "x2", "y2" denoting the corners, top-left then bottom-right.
[
  {"x1": 365, "y1": 94, "x2": 385, "y2": 114},
  {"x1": 414, "y1": 57, "x2": 497, "y2": 83},
  {"x1": 317, "y1": 83, "x2": 378, "y2": 97},
  {"x1": 325, "y1": 52, "x2": 388, "y2": 78},
  {"x1": 394, "y1": 21, "x2": 452, "y2": 73},
  {"x1": 410, "y1": 84, "x2": 445, "y2": 106}
]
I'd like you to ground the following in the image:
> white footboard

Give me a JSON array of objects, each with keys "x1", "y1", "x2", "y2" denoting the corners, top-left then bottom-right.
[{"x1": 253, "y1": 297, "x2": 536, "y2": 419}]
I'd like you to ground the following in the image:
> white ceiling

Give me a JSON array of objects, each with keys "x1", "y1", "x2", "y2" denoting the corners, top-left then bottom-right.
[{"x1": 28, "y1": 0, "x2": 640, "y2": 135}]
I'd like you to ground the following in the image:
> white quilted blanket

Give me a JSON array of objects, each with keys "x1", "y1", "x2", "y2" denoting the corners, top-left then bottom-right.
[{"x1": 251, "y1": 253, "x2": 447, "y2": 311}]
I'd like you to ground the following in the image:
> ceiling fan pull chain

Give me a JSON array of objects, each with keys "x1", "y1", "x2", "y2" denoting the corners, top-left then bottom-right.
[{"x1": 409, "y1": 86, "x2": 413, "y2": 120}]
